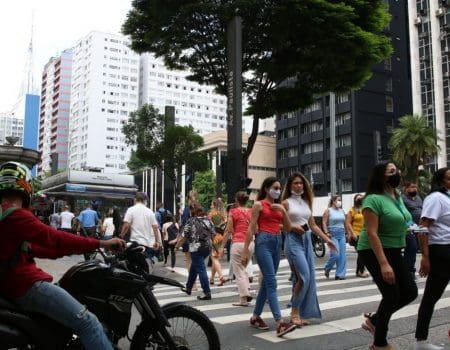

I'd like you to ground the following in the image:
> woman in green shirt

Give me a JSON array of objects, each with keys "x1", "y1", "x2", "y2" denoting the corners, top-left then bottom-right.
[{"x1": 357, "y1": 162, "x2": 418, "y2": 350}]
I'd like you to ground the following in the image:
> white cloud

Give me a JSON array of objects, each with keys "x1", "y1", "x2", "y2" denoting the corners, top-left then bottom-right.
[{"x1": 0, "y1": 0, "x2": 132, "y2": 110}]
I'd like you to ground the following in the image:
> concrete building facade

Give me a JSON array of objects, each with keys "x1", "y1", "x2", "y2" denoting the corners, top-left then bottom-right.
[
  {"x1": 139, "y1": 53, "x2": 227, "y2": 135},
  {"x1": 68, "y1": 31, "x2": 140, "y2": 173},
  {"x1": 38, "y1": 49, "x2": 73, "y2": 176}
]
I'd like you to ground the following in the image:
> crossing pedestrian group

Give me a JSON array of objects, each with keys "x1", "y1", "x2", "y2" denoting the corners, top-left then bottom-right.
[{"x1": 16, "y1": 160, "x2": 450, "y2": 349}]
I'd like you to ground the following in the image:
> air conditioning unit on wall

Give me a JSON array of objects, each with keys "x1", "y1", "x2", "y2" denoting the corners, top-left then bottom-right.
[{"x1": 415, "y1": 17, "x2": 422, "y2": 25}]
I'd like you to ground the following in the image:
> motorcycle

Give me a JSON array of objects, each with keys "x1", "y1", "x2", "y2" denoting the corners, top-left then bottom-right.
[{"x1": 0, "y1": 243, "x2": 220, "y2": 350}]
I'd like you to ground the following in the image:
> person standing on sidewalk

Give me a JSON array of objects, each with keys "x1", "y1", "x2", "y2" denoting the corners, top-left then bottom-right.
[
  {"x1": 242, "y1": 176, "x2": 296, "y2": 337},
  {"x1": 346, "y1": 194, "x2": 369, "y2": 278},
  {"x1": 413, "y1": 168, "x2": 450, "y2": 350},
  {"x1": 282, "y1": 172, "x2": 336, "y2": 327},
  {"x1": 221, "y1": 191, "x2": 253, "y2": 306},
  {"x1": 120, "y1": 193, "x2": 161, "y2": 261},
  {"x1": 357, "y1": 162, "x2": 418, "y2": 350},
  {"x1": 323, "y1": 195, "x2": 347, "y2": 280},
  {"x1": 401, "y1": 181, "x2": 423, "y2": 280}
]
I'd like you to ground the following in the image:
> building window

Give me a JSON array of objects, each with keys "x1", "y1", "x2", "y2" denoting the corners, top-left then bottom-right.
[
  {"x1": 386, "y1": 96, "x2": 394, "y2": 112},
  {"x1": 337, "y1": 93, "x2": 350, "y2": 104},
  {"x1": 385, "y1": 77, "x2": 393, "y2": 92},
  {"x1": 384, "y1": 57, "x2": 392, "y2": 71},
  {"x1": 335, "y1": 113, "x2": 351, "y2": 126},
  {"x1": 336, "y1": 135, "x2": 352, "y2": 147}
]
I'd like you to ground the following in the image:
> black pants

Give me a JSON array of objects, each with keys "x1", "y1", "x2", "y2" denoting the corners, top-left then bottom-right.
[
  {"x1": 353, "y1": 237, "x2": 366, "y2": 275},
  {"x1": 163, "y1": 240, "x2": 176, "y2": 268},
  {"x1": 359, "y1": 248, "x2": 418, "y2": 347},
  {"x1": 415, "y1": 244, "x2": 450, "y2": 340}
]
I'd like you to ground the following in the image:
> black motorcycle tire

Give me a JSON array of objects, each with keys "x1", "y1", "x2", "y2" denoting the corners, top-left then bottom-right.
[
  {"x1": 130, "y1": 304, "x2": 220, "y2": 350},
  {"x1": 313, "y1": 236, "x2": 326, "y2": 258}
]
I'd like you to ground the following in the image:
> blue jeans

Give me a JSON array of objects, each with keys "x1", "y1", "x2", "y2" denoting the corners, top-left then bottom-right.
[
  {"x1": 186, "y1": 248, "x2": 211, "y2": 295},
  {"x1": 284, "y1": 231, "x2": 321, "y2": 319},
  {"x1": 254, "y1": 232, "x2": 282, "y2": 321},
  {"x1": 14, "y1": 281, "x2": 112, "y2": 350},
  {"x1": 324, "y1": 227, "x2": 347, "y2": 278}
]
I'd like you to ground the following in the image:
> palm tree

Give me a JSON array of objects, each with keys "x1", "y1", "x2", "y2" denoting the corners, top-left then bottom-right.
[{"x1": 389, "y1": 114, "x2": 440, "y2": 182}]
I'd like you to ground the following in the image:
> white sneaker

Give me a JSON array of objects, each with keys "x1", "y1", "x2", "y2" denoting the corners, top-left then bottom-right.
[{"x1": 414, "y1": 340, "x2": 444, "y2": 350}]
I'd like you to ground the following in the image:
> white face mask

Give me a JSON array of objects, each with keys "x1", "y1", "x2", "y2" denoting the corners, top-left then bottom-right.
[
  {"x1": 336, "y1": 201, "x2": 342, "y2": 208},
  {"x1": 292, "y1": 190, "x2": 304, "y2": 197},
  {"x1": 269, "y1": 189, "x2": 281, "y2": 200}
]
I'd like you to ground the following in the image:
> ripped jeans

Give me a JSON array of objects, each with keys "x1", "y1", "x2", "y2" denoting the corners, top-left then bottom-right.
[{"x1": 14, "y1": 281, "x2": 113, "y2": 350}]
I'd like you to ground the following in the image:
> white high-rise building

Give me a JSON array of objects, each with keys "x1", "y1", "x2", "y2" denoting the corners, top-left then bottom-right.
[
  {"x1": 408, "y1": 1, "x2": 449, "y2": 167},
  {"x1": 69, "y1": 31, "x2": 139, "y2": 173},
  {"x1": 140, "y1": 53, "x2": 227, "y2": 135}
]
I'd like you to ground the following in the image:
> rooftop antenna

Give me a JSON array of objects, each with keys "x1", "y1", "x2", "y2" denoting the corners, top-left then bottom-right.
[{"x1": 19, "y1": 10, "x2": 36, "y2": 96}]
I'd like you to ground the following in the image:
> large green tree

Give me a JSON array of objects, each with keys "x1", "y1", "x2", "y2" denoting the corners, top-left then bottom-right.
[
  {"x1": 123, "y1": 0, "x2": 392, "y2": 162},
  {"x1": 389, "y1": 114, "x2": 440, "y2": 182},
  {"x1": 122, "y1": 104, "x2": 208, "y2": 191}
]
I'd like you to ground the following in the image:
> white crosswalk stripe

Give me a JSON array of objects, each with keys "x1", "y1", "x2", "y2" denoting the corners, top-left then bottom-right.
[{"x1": 152, "y1": 260, "x2": 450, "y2": 345}]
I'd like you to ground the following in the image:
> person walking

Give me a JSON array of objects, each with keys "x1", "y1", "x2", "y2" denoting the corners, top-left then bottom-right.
[
  {"x1": 401, "y1": 181, "x2": 423, "y2": 280},
  {"x1": 49, "y1": 209, "x2": 61, "y2": 229},
  {"x1": 323, "y1": 195, "x2": 347, "y2": 280},
  {"x1": 79, "y1": 203, "x2": 99, "y2": 237},
  {"x1": 220, "y1": 191, "x2": 253, "y2": 306},
  {"x1": 181, "y1": 191, "x2": 198, "y2": 275},
  {"x1": 357, "y1": 161, "x2": 418, "y2": 350},
  {"x1": 413, "y1": 168, "x2": 450, "y2": 350},
  {"x1": 281, "y1": 172, "x2": 336, "y2": 327},
  {"x1": 101, "y1": 208, "x2": 115, "y2": 240},
  {"x1": 177, "y1": 202, "x2": 214, "y2": 300},
  {"x1": 208, "y1": 198, "x2": 227, "y2": 286},
  {"x1": 346, "y1": 194, "x2": 369, "y2": 278},
  {"x1": 120, "y1": 193, "x2": 162, "y2": 261},
  {"x1": 60, "y1": 205, "x2": 75, "y2": 233},
  {"x1": 242, "y1": 176, "x2": 296, "y2": 337},
  {"x1": 162, "y1": 213, "x2": 179, "y2": 271}
]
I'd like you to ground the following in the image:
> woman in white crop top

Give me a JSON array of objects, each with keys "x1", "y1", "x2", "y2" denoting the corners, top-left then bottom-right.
[{"x1": 281, "y1": 172, "x2": 335, "y2": 327}]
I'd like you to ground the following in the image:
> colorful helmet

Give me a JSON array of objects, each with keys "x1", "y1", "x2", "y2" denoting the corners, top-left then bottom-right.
[{"x1": 0, "y1": 162, "x2": 33, "y2": 207}]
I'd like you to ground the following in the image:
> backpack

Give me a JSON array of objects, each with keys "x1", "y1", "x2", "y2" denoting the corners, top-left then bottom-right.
[
  {"x1": 167, "y1": 223, "x2": 179, "y2": 241},
  {"x1": 189, "y1": 217, "x2": 212, "y2": 252},
  {"x1": 0, "y1": 207, "x2": 31, "y2": 276}
]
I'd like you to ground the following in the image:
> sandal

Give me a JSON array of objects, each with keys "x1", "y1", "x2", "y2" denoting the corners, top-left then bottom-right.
[
  {"x1": 232, "y1": 301, "x2": 249, "y2": 307},
  {"x1": 218, "y1": 276, "x2": 229, "y2": 286},
  {"x1": 209, "y1": 279, "x2": 215, "y2": 285},
  {"x1": 290, "y1": 308, "x2": 303, "y2": 328}
]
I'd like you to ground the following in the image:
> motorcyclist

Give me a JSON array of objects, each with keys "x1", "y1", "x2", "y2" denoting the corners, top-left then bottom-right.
[{"x1": 0, "y1": 161, "x2": 125, "y2": 350}]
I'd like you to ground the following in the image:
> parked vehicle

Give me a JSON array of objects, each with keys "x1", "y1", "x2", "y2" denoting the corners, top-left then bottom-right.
[{"x1": 0, "y1": 243, "x2": 220, "y2": 350}]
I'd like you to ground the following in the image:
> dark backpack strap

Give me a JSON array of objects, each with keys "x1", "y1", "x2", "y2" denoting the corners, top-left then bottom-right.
[{"x1": 0, "y1": 207, "x2": 31, "y2": 276}]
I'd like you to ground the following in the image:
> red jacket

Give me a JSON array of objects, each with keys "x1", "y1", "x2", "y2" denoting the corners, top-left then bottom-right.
[{"x1": 0, "y1": 205, "x2": 99, "y2": 298}]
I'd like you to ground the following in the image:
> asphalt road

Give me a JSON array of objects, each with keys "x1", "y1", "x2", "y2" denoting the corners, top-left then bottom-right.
[{"x1": 38, "y1": 246, "x2": 450, "y2": 350}]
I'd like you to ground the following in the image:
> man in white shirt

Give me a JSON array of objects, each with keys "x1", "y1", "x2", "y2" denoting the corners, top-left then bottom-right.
[
  {"x1": 60, "y1": 205, "x2": 75, "y2": 233},
  {"x1": 120, "y1": 193, "x2": 161, "y2": 261}
]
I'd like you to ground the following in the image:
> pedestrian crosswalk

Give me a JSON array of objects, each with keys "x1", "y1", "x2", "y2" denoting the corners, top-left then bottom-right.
[{"x1": 151, "y1": 259, "x2": 450, "y2": 346}]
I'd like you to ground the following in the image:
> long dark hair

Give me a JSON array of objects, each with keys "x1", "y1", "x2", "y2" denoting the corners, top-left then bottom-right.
[
  {"x1": 281, "y1": 172, "x2": 313, "y2": 209},
  {"x1": 429, "y1": 167, "x2": 450, "y2": 194},
  {"x1": 365, "y1": 161, "x2": 393, "y2": 195},
  {"x1": 257, "y1": 176, "x2": 279, "y2": 201}
]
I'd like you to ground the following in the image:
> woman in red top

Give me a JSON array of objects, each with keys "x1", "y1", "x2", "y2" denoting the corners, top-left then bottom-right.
[
  {"x1": 221, "y1": 191, "x2": 253, "y2": 306},
  {"x1": 0, "y1": 162, "x2": 125, "y2": 350},
  {"x1": 242, "y1": 177, "x2": 297, "y2": 337}
]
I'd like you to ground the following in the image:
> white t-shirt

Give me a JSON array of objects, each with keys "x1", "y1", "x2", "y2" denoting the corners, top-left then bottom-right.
[
  {"x1": 123, "y1": 203, "x2": 159, "y2": 247},
  {"x1": 102, "y1": 217, "x2": 115, "y2": 237},
  {"x1": 60, "y1": 211, "x2": 75, "y2": 229},
  {"x1": 421, "y1": 191, "x2": 450, "y2": 245}
]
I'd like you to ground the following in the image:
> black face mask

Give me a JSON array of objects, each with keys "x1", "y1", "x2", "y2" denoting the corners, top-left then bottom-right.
[
  {"x1": 387, "y1": 172, "x2": 401, "y2": 188},
  {"x1": 355, "y1": 199, "x2": 363, "y2": 206},
  {"x1": 408, "y1": 191, "x2": 417, "y2": 197}
]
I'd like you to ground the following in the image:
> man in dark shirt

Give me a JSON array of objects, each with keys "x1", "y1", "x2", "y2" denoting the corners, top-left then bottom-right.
[{"x1": 401, "y1": 181, "x2": 423, "y2": 279}]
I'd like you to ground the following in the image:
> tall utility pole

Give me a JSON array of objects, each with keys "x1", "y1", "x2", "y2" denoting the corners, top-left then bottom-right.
[
  {"x1": 329, "y1": 92, "x2": 337, "y2": 195},
  {"x1": 226, "y1": 16, "x2": 243, "y2": 202}
]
